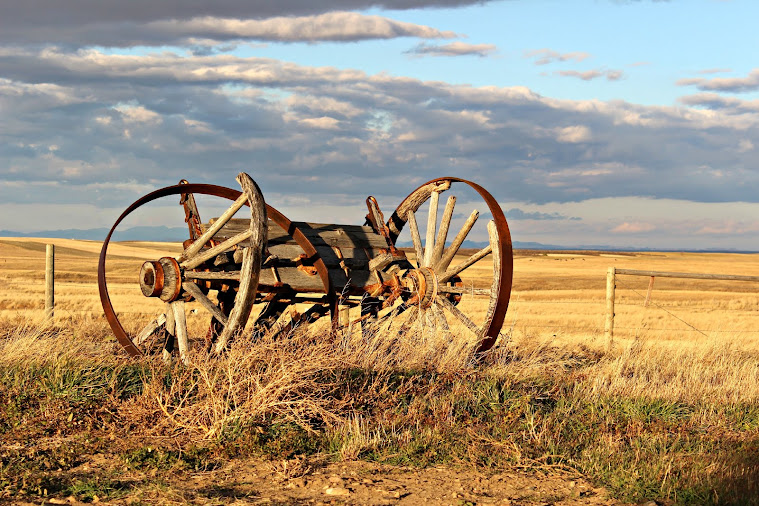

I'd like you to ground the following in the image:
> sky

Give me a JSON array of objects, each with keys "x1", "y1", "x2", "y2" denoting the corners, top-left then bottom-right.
[{"x1": 1, "y1": 0, "x2": 759, "y2": 249}]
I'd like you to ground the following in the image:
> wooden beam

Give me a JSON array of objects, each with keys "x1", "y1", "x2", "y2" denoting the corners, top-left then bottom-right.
[{"x1": 615, "y1": 268, "x2": 759, "y2": 282}]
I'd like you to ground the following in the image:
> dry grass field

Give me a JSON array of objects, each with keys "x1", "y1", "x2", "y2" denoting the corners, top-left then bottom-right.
[{"x1": 1, "y1": 237, "x2": 759, "y2": 504}]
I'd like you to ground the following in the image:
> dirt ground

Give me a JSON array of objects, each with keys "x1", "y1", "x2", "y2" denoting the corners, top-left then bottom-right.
[{"x1": 7, "y1": 452, "x2": 624, "y2": 506}]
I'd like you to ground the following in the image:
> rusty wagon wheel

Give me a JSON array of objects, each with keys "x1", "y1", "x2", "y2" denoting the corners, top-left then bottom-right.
[
  {"x1": 384, "y1": 177, "x2": 513, "y2": 354},
  {"x1": 98, "y1": 173, "x2": 267, "y2": 359}
]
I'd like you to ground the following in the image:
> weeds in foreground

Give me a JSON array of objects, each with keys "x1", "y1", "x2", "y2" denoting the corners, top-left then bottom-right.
[{"x1": 1, "y1": 317, "x2": 759, "y2": 504}]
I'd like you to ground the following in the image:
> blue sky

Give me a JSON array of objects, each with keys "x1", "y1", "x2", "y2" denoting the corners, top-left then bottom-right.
[{"x1": 1, "y1": 0, "x2": 759, "y2": 249}]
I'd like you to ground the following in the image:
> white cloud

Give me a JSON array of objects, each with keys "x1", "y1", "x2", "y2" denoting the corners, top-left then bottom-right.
[
  {"x1": 555, "y1": 69, "x2": 625, "y2": 81},
  {"x1": 524, "y1": 49, "x2": 590, "y2": 65},
  {"x1": 0, "y1": 1, "x2": 482, "y2": 46},
  {"x1": 146, "y1": 12, "x2": 458, "y2": 44},
  {"x1": 555, "y1": 125, "x2": 592, "y2": 143},
  {"x1": 677, "y1": 69, "x2": 759, "y2": 93},
  {"x1": 114, "y1": 104, "x2": 162, "y2": 124},
  {"x1": 299, "y1": 116, "x2": 342, "y2": 130},
  {"x1": 1, "y1": 46, "x2": 759, "y2": 249},
  {"x1": 611, "y1": 222, "x2": 656, "y2": 233},
  {"x1": 406, "y1": 41, "x2": 497, "y2": 58}
]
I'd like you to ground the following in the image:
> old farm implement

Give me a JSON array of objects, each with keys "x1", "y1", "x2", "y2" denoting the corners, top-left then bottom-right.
[{"x1": 98, "y1": 173, "x2": 513, "y2": 358}]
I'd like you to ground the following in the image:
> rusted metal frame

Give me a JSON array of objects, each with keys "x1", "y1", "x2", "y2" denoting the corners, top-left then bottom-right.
[
  {"x1": 364, "y1": 196, "x2": 396, "y2": 251},
  {"x1": 384, "y1": 177, "x2": 513, "y2": 354},
  {"x1": 98, "y1": 183, "x2": 333, "y2": 357},
  {"x1": 179, "y1": 180, "x2": 206, "y2": 243}
]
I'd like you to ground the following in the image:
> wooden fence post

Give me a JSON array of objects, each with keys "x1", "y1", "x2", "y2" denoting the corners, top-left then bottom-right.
[
  {"x1": 45, "y1": 244, "x2": 54, "y2": 321},
  {"x1": 604, "y1": 266, "x2": 615, "y2": 351},
  {"x1": 644, "y1": 276, "x2": 655, "y2": 307}
]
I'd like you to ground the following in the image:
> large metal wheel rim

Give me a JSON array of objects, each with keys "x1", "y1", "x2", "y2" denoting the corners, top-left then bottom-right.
[
  {"x1": 386, "y1": 177, "x2": 513, "y2": 353},
  {"x1": 98, "y1": 183, "x2": 333, "y2": 357}
]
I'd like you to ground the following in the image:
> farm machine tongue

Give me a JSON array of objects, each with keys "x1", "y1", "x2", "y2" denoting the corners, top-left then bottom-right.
[{"x1": 98, "y1": 173, "x2": 513, "y2": 359}]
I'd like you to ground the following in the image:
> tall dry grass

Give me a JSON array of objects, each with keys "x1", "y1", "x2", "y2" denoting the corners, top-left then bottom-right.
[{"x1": 3, "y1": 312, "x2": 759, "y2": 503}]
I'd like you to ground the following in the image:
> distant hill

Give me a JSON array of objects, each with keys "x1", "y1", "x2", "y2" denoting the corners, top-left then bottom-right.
[{"x1": 0, "y1": 226, "x2": 190, "y2": 242}]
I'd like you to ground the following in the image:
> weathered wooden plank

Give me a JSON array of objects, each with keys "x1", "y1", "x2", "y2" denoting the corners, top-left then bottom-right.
[
  {"x1": 296, "y1": 222, "x2": 389, "y2": 249},
  {"x1": 184, "y1": 264, "x2": 375, "y2": 293},
  {"x1": 204, "y1": 219, "x2": 389, "y2": 250},
  {"x1": 265, "y1": 243, "x2": 372, "y2": 269}
]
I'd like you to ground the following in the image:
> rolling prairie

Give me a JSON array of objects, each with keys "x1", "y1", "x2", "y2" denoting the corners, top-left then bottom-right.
[{"x1": 3, "y1": 237, "x2": 759, "y2": 351}]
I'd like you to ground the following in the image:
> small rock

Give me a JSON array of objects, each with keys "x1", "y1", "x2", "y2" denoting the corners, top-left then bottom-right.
[
  {"x1": 45, "y1": 499, "x2": 68, "y2": 505},
  {"x1": 325, "y1": 487, "x2": 351, "y2": 496}
]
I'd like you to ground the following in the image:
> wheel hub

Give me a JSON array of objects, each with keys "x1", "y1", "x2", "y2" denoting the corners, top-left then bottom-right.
[
  {"x1": 139, "y1": 257, "x2": 182, "y2": 302},
  {"x1": 404, "y1": 267, "x2": 438, "y2": 308}
]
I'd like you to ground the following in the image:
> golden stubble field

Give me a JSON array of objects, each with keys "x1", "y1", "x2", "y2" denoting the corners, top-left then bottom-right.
[
  {"x1": 3, "y1": 236, "x2": 759, "y2": 354},
  {"x1": 3, "y1": 237, "x2": 759, "y2": 504}
]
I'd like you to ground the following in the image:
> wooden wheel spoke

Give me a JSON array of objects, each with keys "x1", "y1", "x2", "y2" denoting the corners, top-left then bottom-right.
[
  {"x1": 170, "y1": 300, "x2": 189, "y2": 363},
  {"x1": 481, "y1": 219, "x2": 503, "y2": 334},
  {"x1": 416, "y1": 306, "x2": 427, "y2": 336},
  {"x1": 184, "y1": 271, "x2": 241, "y2": 281},
  {"x1": 434, "y1": 209, "x2": 479, "y2": 272},
  {"x1": 180, "y1": 230, "x2": 253, "y2": 270},
  {"x1": 439, "y1": 242, "x2": 492, "y2": 284},
  {"x1": 182, "y1": 281, "x2": 229, "y2": 325},
  {"x1": 431, "y1": 302, "x2": 449, "y2": 332},
  {"x1": 407, "y1": 210, "x2": 424, "y2": 268},
  {"x1": 179, "y1": 192, "x2": 249, "y2": 262},
  {"x1": 214, "y1": 247, "x2": 261, "y2": 353},
  {"x1": 438, "y1": 285, "x2": 492, "y2": 296},
  {"x1": 135, "y1": 312, "x2": 167, "y2": 346},
  {"x1": 423, "y1": 191, "x2": 440, "y2": 267},
  {"x1": 431, "y1": 195, "x2": 456, "y2": 266},
  {"x1": 437, "y1": 296, "x2": 480, "y2": 337},
  {"x1": 163, "y1": 302, "x2": 176, "y2": 361}
]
